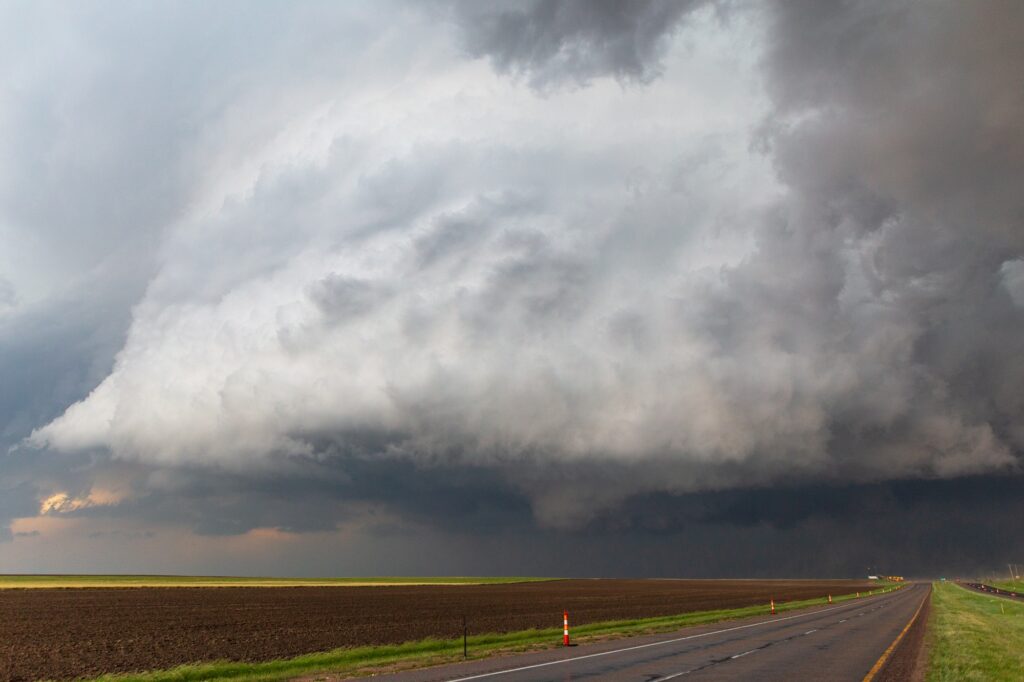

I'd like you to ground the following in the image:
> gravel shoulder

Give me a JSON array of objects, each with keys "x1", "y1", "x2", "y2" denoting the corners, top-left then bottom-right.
[{"x1": 875, "y1": 583, "x2": 932, "y2": 682}]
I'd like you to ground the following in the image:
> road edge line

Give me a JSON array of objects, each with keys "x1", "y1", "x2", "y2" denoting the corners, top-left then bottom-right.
[{"x1": 861, "y1": 586, "x2": 928, "y2": 682}]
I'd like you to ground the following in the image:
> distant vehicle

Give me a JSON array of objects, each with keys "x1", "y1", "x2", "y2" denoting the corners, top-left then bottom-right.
[{"x1": 868, "y1": 575, "x2": 879, "y2": 580}]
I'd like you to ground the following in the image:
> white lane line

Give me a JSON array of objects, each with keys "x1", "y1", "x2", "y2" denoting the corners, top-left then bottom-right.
[
  {"x1": 446, "y1": 592, "x2": 908, "y2": 682},
  {"x1": 646, "y1": 588, "x2": 917, "y2": 682}
]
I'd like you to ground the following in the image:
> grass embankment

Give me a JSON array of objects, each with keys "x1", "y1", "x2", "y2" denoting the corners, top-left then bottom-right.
[
  {"x1": 926, "y1": 582, "x2": 1024, "y2": 681},
  {"x1": 0, "y1": 575, "x2": 552, "y2": 589},
  {"x1": 992, "y1": 580, "x2": 1024, "y2": 593},
  {"x1": 88, "y1": 585, "x2": 900, "y2": 682}
]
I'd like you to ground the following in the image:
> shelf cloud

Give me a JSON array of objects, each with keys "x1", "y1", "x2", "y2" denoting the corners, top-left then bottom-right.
[{"x1": 2, "y1": 0, "x2": 1022, "y2": 572}]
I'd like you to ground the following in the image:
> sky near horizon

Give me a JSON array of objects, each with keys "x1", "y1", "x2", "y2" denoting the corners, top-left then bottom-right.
[{"x1": 1, "y1": 0, "x2": 1023, "y2": 577}]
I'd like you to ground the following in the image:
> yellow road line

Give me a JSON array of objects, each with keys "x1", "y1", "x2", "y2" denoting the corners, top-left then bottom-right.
[{"x1": 862, "y1": 587, "x2": 928, "y2": 682}]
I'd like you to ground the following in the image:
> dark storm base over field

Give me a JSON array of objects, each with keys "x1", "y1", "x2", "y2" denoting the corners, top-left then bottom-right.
[{"x1": 0, "y1": 579, "x2": 874, "y2": 681}]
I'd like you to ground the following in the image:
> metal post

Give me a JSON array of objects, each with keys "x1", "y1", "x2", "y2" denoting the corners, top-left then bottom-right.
[{"x1": 463, "y1": 615, "x2": 467, "y2": 658}]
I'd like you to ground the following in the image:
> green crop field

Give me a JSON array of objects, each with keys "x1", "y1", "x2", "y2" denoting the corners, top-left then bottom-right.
[
  {"x1": 0, "y1": 575, "x2": 554, "y2": 589},
  {"x1": 927, "y1": 582, "x2": 1024, "y2": 681}
]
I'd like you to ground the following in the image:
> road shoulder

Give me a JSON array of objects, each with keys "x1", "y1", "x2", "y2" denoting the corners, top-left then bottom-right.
[{"x1": 875, "y1": 584, "x2": 931, "y2": 682}]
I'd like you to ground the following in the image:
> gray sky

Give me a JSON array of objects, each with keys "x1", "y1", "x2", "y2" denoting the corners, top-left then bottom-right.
[{"x1": 1, "y1": 0, "x2": 1022, "y2": 577}]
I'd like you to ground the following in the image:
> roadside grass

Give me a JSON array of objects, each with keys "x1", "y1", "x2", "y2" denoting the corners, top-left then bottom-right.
[
  {"x1": 991, "y1": 580, "x2": 1024, "y2": 593},
  {"x1": 0, "y1": 575, "x2": 552, "y2": 589},
  {"x1": 84, "y1": 585, "x2": 901, "y2": 682},
  {"x1": 926, "y1": 582, "x2": 1024, "y2": 681}
]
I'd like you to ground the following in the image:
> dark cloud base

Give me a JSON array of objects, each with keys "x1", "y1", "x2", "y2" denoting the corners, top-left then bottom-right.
[
  {"x1": 430, "y1": 474, "x2": 1024, "y2": 579},
  {"x1": 20, "y1": 444, "x2": 1023, "y2": 579}
]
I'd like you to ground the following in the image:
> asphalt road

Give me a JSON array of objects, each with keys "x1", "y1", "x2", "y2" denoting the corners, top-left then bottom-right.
[{"x1": 367, "y1": 584, "x2": 928, "y2": 682}]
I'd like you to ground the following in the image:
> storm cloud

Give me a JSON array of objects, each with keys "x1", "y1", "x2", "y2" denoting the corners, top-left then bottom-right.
[
  {"x1": 2, "y1": 1, "x2": 1022, "y2": 574},
  {"x1": 452, "y1": 0, "x2": 708, "y2": 87}
]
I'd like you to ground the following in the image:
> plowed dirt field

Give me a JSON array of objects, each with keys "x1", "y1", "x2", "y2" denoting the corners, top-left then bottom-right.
[{"x1": 0, "y1": 578, "x2": 873, "y2": 681}]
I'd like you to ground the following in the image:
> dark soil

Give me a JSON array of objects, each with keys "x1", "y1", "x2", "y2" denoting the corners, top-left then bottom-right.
[{"x1": 0, "y1": 578, "x2": 873, "y2": 681}]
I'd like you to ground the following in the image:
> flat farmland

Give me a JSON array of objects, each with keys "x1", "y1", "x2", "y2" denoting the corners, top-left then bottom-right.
[{"x1": 0, "y1": 578, "x2": 874, "y2": 681}]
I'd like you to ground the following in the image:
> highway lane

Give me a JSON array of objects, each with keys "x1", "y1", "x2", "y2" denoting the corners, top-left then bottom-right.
[{"x1": 366, "y1": 584, "x2": 928, "y2": 682}]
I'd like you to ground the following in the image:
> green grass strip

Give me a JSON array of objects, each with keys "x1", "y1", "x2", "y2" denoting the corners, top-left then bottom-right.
[
  {"x1": 926, "y1": 581, "x2": 1024, "y2": 681},
  {"x1": 83, "y1": 586, "x2": 901, "y2": 682}
]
